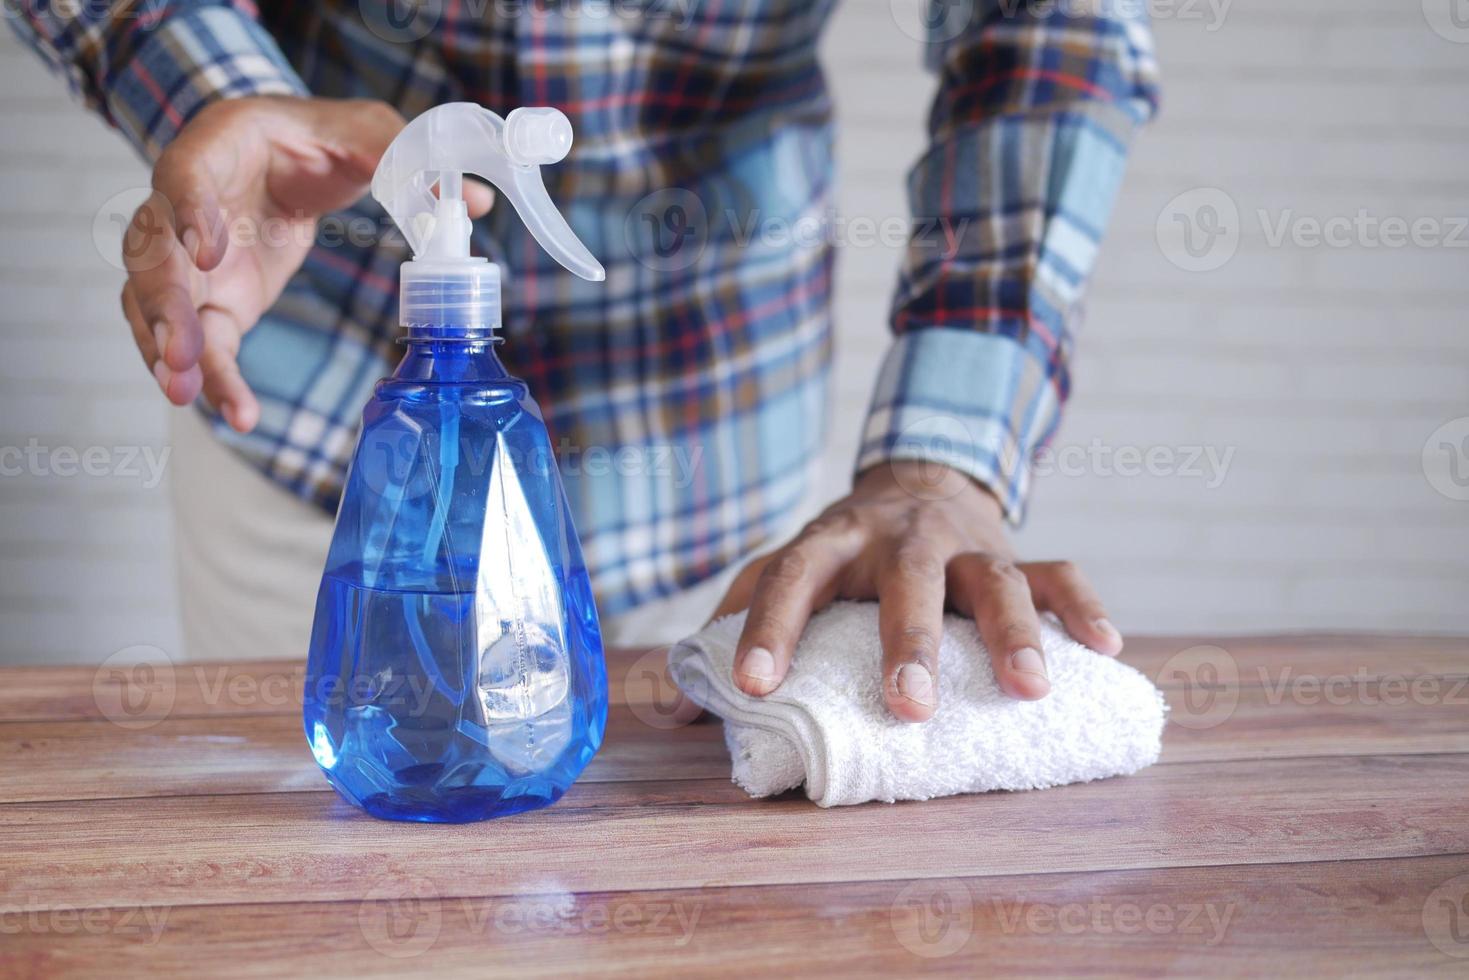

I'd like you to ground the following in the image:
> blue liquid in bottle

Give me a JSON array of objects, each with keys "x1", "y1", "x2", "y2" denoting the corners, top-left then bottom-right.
[{"x1": 304, "y1": 339, "x2": 607, "y2": 822}]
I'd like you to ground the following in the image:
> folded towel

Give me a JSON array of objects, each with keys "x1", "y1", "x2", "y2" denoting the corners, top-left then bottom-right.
[{"x1": 667, "y1": 602, "x2": 1167, "y2": 807}]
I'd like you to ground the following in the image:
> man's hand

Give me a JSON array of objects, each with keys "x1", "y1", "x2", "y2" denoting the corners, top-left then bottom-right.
[
  {"x1": 119, "y1": 96, "x2": 493, "y2": 431},
  {"x1": 711, "y1": 462, "x2": 1122, "y2": 722}
]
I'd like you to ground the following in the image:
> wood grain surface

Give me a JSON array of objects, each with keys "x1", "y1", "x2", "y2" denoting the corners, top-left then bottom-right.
[{"x1": 2, "y1": 636, "x2": 1467, "y2": 977}]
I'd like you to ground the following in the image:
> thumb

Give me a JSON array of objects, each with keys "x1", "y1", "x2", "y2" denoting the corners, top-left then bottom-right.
[
  {"x1": 233, "y1": 97, "x2": 408, "y2": 217},
  {"x1": 309, "y1": 98, "x2": 407, "y2": 183}
]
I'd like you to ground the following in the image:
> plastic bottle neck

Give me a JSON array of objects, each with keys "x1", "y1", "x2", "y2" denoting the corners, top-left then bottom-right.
[
  {"x1": 402, "y1": 323, "x2": 501, "y2": 341},
  {"x1": 393, "y1": 336, "x2": 513, "y2": 385}
]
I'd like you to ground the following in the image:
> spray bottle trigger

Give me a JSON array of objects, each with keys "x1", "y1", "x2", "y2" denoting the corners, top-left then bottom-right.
[{"x1": 371, "y1": 103, "x2": 604, "y2": 282}]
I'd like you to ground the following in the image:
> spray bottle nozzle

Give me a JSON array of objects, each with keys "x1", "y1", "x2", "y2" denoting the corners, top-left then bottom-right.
[
  {"x1": 503, "y1": 108, "x2": 573, "y2": 166},
  {"x1": 372, "y1": 103, "x2": 605, "y2": 333}
]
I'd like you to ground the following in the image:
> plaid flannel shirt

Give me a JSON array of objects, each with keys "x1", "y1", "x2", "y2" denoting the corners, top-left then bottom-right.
[{"x1": 15, "y1": 0, "x2": 1159, "y2": 616}]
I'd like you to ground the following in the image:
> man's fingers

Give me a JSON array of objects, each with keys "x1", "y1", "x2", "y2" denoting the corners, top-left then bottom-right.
[
  {"x1": 1025, "y1": 560, "x2": 1123, "y2": 656},
  {"x1": 198, "y1": 308, "x2": 259, "y2": 432},
  {"x1": 733, "y1": 521, "x2": 863, "y2": 696},
  {"x1": 878, "y1": 544, "x2": 948, "y2": 722},
  {"x1": 124, "y1": 266, "x2": 204, "y2": 406},
  {"x1": 153, "y1": 361, "x2": 205, "y2": 406},
  {"x1": 733, "y1": 547, "x2": 840, "y2": 696},
  {"x1": 122, "y1": 279, "x2": 203, "y2": 403},
  {"x1": 950, "y1": 553, "x2": 1050, "y2": 700},
  {"x1": 121, "y1": 283, "x2": 157, "y2": 369},
  {"x1": 124, "y1": 192, "x2": 207, "y2": 375}
]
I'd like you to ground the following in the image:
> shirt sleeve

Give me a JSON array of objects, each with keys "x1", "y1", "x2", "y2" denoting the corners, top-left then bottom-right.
[
  {"x1": 856, "y1": 0, "x2": 1160, "y2": 522},
  {"x1": 9, "y1": 1, "x2": 307, "y2": 160}
]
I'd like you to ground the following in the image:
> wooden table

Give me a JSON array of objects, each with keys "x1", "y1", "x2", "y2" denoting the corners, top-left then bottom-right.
[{"x1": 2, "y1": 636, "x2": 1467, "y2": 977}]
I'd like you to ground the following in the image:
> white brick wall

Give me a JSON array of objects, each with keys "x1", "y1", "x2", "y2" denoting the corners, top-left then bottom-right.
[
  {"x1": 0, "y1": 1, "x2": 1465, "y2": 665},
  {"x1": 0, "y1": 29, "x2": 178, "y2": 666}
]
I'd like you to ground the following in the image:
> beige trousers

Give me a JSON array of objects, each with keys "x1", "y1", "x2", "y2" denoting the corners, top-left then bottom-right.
[{"x1": 168, "y1": 409, "x2": 749, "y2": 661}]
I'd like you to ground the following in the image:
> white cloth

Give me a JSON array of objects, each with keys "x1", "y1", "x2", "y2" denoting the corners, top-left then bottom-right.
[{"x1": 667, "y1": 602, "x2": 1168, "y2": 807}]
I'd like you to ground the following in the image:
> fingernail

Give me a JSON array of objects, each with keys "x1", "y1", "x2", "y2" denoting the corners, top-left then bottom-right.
[
  {"x1": 152, "y1": 321, "x2": 168, "y2": 358},
  {"x1": 152, "y1": 360, "x2": 172, "y2": 393},
  {"x1": 736, "y1": 646, "x2": 777, "y2": 683},
  {"x1": 1093, "y1": 618, "x2": 1122, "y2": 653},
  {"x1": 1009, "y1": 647, "x2": 1047, "y2": 678},
  {"x1": 895, "y1": 663, "x2": 935, "y2": 707}
]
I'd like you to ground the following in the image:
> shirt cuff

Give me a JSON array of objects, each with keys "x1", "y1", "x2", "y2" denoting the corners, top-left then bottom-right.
[
  {"x1": 106, "y1": 6, "x2": 308, "y2": 159},
  {"x1": 856, "y1": 327, "x2": 1060, "y2": 525}
]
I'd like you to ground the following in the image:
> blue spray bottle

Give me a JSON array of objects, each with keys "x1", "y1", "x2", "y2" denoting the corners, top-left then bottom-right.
[{"x1": 303, "y1": 104, "x2": 608, "y2": 823}]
